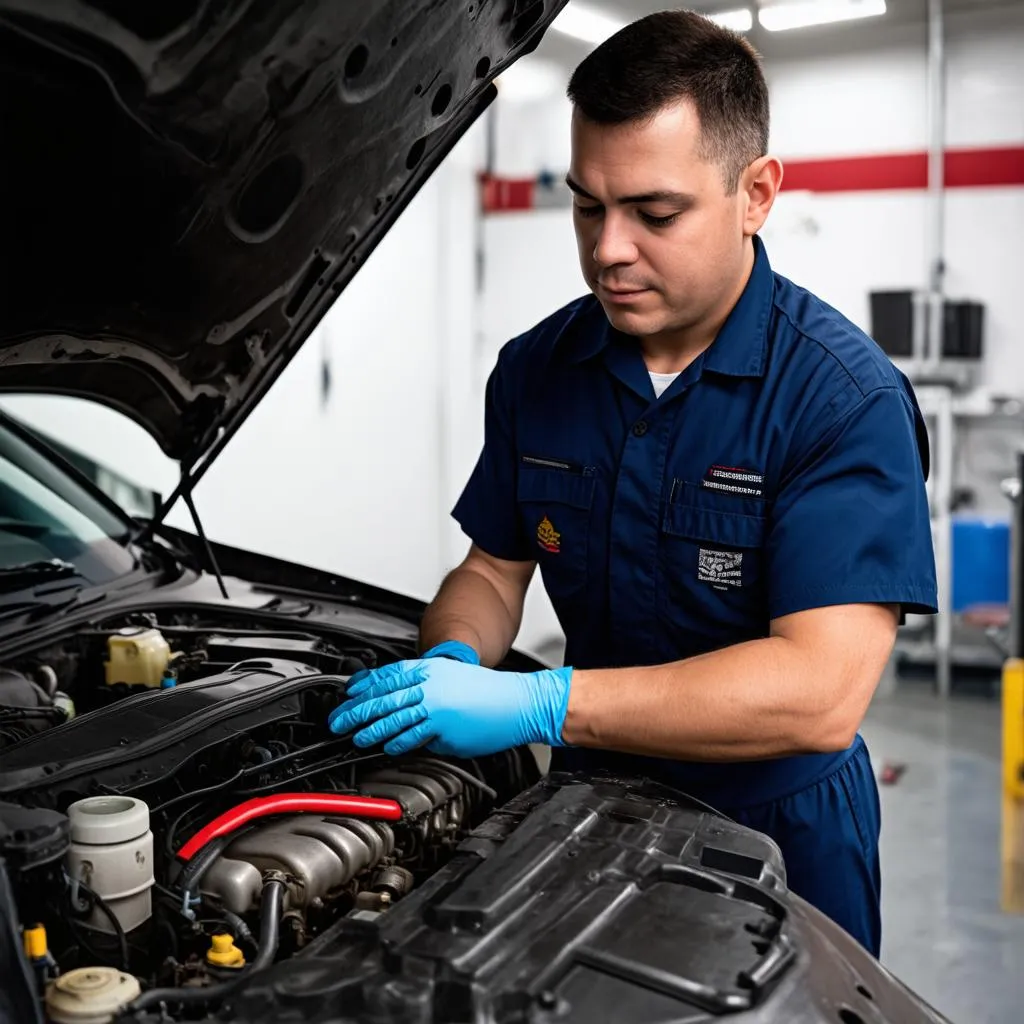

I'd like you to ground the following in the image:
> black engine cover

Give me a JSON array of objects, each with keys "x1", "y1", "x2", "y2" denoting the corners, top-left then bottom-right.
[
  {"x1": 0, "y1": 658, "x2": 332, "y2": 802},
  {"x1": 216, "y1": 773, "x2": 949, "y2": 1024}
]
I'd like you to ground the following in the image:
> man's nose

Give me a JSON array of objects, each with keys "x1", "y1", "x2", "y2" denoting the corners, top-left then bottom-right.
[{"x1": 592, "y1": 215, "x2": 638, "y2": 269}]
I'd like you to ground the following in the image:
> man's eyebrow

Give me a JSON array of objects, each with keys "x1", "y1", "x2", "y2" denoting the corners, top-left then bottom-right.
[
  {"x1": 565, "y1": 175, "x2": 597, "y2": 201},
  {"x1": 621, "y1": 189, "x2": 696, "y2": 205},
  {"x1": 564, "y1": 175, "x2": 694, "y2": 206}
]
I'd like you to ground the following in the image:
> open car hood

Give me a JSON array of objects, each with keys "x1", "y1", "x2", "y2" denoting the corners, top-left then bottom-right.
[{"x1": 0, "y1": 0, "x2": 562, "y2": 468}]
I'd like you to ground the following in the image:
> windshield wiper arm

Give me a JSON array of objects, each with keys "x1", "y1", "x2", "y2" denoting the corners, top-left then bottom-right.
[
  {"x1": 0, "y1": 558, "x2": 76, "y2": 575},
  {"x1": 0, "y1": 558, "x2": 80, "y2": 591},
  {"x1": 0, "y1": 588, "x2": 106, "y2": 626},
  {"x1": 0, "y1": 557, "x2": 76, "y2": 581}
]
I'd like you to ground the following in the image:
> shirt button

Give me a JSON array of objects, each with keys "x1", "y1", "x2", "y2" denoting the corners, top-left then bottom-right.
[{"x1": 632, "y1": 420, "x2": 649, "y2": 437}]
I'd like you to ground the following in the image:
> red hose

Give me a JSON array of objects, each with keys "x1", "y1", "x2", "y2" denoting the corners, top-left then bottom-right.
[{"x1": 176, "y1": 793, "x2": 404, "y2": 861}]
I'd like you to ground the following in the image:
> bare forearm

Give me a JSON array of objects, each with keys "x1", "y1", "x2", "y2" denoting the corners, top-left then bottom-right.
[
  {"x1": 419, "y1": 565, "x2": 524, "y2": 667},
  {"x1": 563, "y1": 633, "x2": 879, "y2": 761}
]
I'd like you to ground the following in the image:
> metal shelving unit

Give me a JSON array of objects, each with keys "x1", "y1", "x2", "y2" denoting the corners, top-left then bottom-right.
[{"x1": 894, "y1": 386, "x2": 1023, "y2": 693}]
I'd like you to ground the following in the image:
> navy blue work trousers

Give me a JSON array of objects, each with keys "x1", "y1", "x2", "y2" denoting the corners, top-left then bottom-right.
[{"x1": 723, "y1": 736, "x2": 882, "y2": 957}]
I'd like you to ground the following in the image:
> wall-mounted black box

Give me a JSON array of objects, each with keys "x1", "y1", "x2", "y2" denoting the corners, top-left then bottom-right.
[{"x1": 869, "y1": 290, "x2": 984, "y2": 360}]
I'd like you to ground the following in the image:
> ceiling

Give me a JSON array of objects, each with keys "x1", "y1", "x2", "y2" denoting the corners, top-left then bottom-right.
[{"x1": 526, "y1": 0, "x2": 1020, "y2": 71}]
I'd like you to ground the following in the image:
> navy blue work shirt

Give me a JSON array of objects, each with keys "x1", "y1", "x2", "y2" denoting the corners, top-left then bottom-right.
[{"x1": 452, "y1": 236, "x2": 937, "y2": 810}]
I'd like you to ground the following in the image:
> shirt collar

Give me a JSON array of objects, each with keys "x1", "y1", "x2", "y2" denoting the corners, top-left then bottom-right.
[
  {"x1": 702, "y1": 234, "x2": 772, "y2": 378},
  {"x1": 555, "y1": 297, "x2": 613, "y2": 365},
  {"x1": 556, "y1": 236, "x2": 774, "y2": 377}
]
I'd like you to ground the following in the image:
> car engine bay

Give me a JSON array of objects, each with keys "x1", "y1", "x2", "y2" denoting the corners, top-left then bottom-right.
[{"x1": 0, "y1": 609, "x2": 538, "y2": 1022}]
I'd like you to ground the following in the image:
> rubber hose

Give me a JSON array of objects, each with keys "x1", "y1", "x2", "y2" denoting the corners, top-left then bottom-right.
[
  {"x1": 407, "y1": 757, "x2": 498, "y2": 801},
  {"x1": 177, "y1": 832, "x2": 233, "y2": 894},
  {"x1": 220, "y1": 908, "x2": 255, "y2": 948},
  {"x1": 249, "y1": 878, "x2": 284, "y2": 971},
  {"x1": 177, "y1": 793, "x2": 402, "y2": 860},
  {"x1": 124, "y1": 878, "x2": 287, "y2": 1014}
]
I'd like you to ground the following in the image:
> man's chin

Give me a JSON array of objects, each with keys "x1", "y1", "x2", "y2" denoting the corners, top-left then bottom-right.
[{"x1": 600, "y1": 302, "x2": 662, "y2": 337}]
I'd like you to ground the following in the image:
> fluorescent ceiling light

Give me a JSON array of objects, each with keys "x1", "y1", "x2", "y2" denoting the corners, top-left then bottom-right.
[
  {"x1": 548, "y1": 2, "x2": 626, "y2": 45},
  {"x1": 706, "y1": 8, "x2": 754, "y2": 32},
  {"x1": 759, "y1": 0, "x2": 886, "y2": 31}
]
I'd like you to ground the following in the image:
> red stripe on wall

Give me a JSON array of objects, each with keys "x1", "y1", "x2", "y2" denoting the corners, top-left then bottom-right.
[
  {"x1": 781, "y1": 152, "x2": 927, "y2": 192},
  {"x1": 945, "y1": 146, "x2": 1024, "y2": 187},
  {"x1": 480, "y1": 173, "x2": 534, "y2": 212},
  {"x1": 781, "y1": 145, "x2": 1024, "y2": 192},
  {"x1": 479, "y1": 144, "x2": 1024, "y2": 210}
]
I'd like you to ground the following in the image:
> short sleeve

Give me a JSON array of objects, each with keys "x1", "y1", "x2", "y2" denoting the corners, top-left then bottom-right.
[
  {"x1": 766, "y1": 386, "x2": 937, "y2": 620},
  {"x1": 451, "y1": 350, "x2": 533, "y2": 562}
]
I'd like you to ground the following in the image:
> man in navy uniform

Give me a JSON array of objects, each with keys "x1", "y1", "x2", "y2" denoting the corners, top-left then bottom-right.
[{"x1": 329, "y1": 9, "x2": 937, "y2": 956}]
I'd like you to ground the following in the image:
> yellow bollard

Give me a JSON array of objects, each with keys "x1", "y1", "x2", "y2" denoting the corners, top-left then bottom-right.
[{"x1": 1001, "y1": 658, "x2": 1024, "y2": 912}]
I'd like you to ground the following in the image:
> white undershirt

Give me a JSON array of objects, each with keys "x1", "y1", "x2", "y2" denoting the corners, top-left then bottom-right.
[{"x1": 649, "y1": 370, "x2": 681, "y2": 399}]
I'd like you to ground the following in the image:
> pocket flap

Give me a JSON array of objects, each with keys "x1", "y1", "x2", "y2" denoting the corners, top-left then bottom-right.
[
  {"x1": 663, "y1": 482, "x2": 766, "y2": 549},
  {"x1": 517, "y1": 467, "x2": 596, "y2": 510}
]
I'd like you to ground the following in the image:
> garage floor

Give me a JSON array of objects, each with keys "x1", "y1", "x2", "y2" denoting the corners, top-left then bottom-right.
[{"x1": 862, "y1": 680, "x2": 1024, "y2": 1024}]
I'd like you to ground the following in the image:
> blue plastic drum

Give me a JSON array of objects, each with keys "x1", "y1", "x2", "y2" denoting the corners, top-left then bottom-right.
[{"x1": 951, "y1": 514, "x2": 1010, "y2": 613}]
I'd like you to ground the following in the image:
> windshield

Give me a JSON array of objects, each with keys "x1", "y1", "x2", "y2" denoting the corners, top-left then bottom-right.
[{"x1": 0, "y1": 417, "x2": 137, "y2": 583}]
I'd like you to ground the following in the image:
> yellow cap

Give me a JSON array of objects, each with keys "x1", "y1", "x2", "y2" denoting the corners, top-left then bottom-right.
[
  {"x1": 206, "y1": 933, "x2": 245, "y2": 968},
  {"x1": 23, "y1": 924, "x2": 47, "y2": 960}
]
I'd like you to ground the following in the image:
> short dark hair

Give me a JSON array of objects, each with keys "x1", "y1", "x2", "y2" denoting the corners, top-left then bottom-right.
[{"x1": 566, "y1": 9, "x2": 770, "y2": 192}]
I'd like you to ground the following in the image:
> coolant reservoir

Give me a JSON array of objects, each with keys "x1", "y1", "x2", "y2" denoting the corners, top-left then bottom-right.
[
  {"x1": 45, "y1": 967, "x2": 141, "y2": 1024},
  {"x1": 67, "y1": 796, "x2": 154, "y2": 934},
  {"x1": 104, "y1": 627, "x2": 170, "y2": 688}
]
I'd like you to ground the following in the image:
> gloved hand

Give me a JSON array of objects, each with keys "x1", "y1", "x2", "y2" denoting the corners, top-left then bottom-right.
[
  {"x1": 344, "y1": 639, "x2": 479, "y2": 691},
  {"x1": 327, "y1": 659, "x2": 573, "y2": 759}
]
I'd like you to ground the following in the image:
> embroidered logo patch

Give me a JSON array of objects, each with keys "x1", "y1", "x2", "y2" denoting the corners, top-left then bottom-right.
[
  {"x1": 698, "y1": 548, "x2": 743, "y2": 588},
  {"x1": 703, "y1": 464, "x2": 764, "y2": 497},
  {"x1": 536, "y1": 515, "x2": 561, "y2": 553}
]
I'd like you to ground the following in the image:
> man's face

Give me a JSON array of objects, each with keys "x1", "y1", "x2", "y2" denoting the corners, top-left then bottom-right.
[{"x1": 568, "y1": 101, "x2": 757, "y2": 344}]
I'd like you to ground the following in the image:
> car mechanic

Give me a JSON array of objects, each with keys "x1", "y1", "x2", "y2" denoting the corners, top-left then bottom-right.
[{"x1": 328, "y1": 9, "x2": 937, "y2": 957}]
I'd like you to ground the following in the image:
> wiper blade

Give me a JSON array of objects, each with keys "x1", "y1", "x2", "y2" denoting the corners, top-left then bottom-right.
[
  {"x1": 0, "y1": 558, "x2": 80, "y2": 591},
  {"x1": 0, "y1": 589, "x2": 106, "y2": 626}
]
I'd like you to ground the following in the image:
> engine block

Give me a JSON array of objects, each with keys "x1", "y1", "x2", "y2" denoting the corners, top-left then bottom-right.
[{"x1": 202, "y1": 763, "x2": 471, "y2": 914}]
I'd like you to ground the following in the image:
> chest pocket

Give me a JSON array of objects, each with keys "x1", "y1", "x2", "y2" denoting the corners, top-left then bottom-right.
[
  {"x1": 516, "y1": 458, "x2": 596, "y2": 605},
  {"x1": 660, "y1": 480, "x2": 769, "y2": 633}
]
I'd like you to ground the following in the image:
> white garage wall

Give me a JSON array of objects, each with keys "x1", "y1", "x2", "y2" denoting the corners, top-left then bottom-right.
[
  {"x1": 764, "y1": 6, "x2": 1024, "y2": 389},
  {"x1": 486, "y1": 4, "x2": 1024, "y2": 392}
]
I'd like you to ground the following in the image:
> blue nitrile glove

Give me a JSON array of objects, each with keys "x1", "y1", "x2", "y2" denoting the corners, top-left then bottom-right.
[
  {"x1": 419, "y1": 640, "x2": 480, "y2": 665},
  {"x1": 345, "y1": 640, "x2": 479, "y2": 691},
  {"x1": 327, "y1": 659, "x2": 573, "y2": 758}
]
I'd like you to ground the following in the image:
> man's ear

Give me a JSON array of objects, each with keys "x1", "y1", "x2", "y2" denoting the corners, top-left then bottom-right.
[{"x1": 741, "y1": 155, "x2": 784, "y2": 236}]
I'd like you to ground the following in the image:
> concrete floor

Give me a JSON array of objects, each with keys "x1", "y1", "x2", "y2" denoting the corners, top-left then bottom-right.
[{"x1": 862, "y1": 679, "x2": 1024, "y2": 1024}]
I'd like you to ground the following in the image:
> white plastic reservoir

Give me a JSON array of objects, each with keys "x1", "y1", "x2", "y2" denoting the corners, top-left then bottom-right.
[{"x1": 67, "y1": 795, "x2": 154, "y2": 934}]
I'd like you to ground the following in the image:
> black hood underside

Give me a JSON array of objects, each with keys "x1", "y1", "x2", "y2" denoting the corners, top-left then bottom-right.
[{"x1": 0, "y1": 0, "x2": 562, "y2": 464}]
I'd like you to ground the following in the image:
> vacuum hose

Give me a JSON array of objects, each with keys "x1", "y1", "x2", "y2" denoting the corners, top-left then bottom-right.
[{"x1": 248, "y1": 875, "x2": 285, "y2": 973}]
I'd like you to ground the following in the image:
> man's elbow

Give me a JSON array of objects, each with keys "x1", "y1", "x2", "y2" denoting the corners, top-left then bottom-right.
[
  {"x1": 805, "y1": 673, "x2": 881, "y2": 753},
  {"x1": 813, "y1": 718, "x2": 861, "y2": 754}
]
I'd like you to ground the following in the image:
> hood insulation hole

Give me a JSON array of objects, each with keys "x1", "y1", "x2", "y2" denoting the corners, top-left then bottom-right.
[
  {"x1": 407, "y1": 139, "x2": 426, "y2": 170},
  {"x1": 233, "y1": 153, "x2": 304, "y2": 239},
  {"x1": 432, "y1": 83, "x2": 453, "y2": 117},
  {"x1": 345, "y1": 44, "x2": 369, "y2": 79}
]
